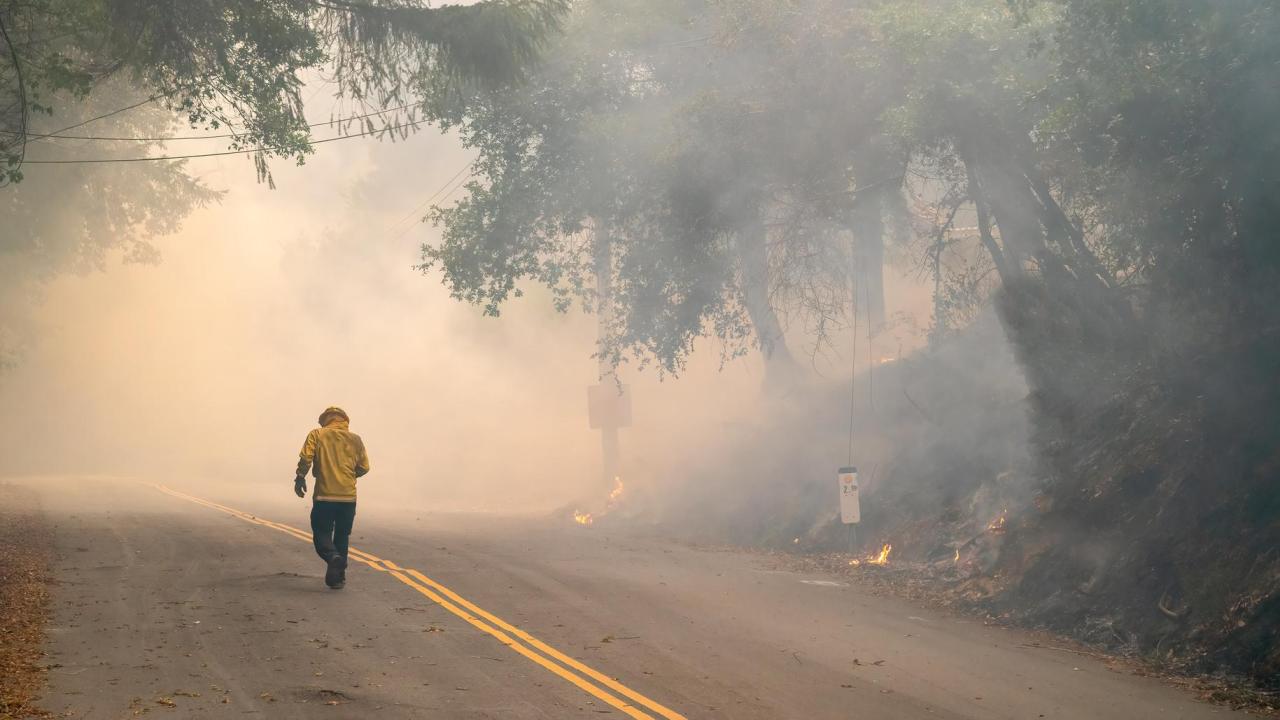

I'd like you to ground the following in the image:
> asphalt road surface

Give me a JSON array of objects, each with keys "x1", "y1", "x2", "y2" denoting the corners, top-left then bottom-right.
[{"x1": 20, "y1": 476, "x2": 1232, "y2": 719}]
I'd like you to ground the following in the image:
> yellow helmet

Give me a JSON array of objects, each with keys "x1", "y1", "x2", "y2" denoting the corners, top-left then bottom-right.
[{"x1": 318, "y1": 406, "x2": 349, "y2": 425}]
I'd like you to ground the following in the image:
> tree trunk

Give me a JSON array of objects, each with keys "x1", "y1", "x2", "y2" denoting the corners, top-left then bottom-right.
[
  {"x1": 965, "y1": 159, "x2": 1015, "y2": 283},
  {"x1": 737, "y1": 218, "x2": 798, "y2": 386},
  {"x1": 957, "y1": 140, "x2": 1139, "y2": 429}
]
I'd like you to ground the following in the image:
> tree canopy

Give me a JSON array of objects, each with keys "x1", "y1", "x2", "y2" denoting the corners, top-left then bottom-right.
[
  {"x1": 0, "y1": 0, "x2": 568, "y2": 368},
  {"x1": 418, "y1": 0, "x2": 1280, "y2": 386},
  {"x1": 420, "y1": 0, "x2": 910, "y2": 377},
  {"x1": 0, "y1": 0, "x2": 568, "y2": 185}
]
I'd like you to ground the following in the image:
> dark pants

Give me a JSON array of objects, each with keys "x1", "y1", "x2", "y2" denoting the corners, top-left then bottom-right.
[{"x1": 310, "y1": 501, "x2": 356, "y2": 562}]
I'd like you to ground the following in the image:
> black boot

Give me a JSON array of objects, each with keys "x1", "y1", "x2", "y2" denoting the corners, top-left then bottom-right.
[{"x1": 325, "y1": 554, "x2": 347, "y2": 589}]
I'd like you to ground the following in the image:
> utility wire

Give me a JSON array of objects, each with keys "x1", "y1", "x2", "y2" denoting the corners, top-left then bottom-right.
[
  {"x1": 866, "y1": 279, "x2": 875, "y2": 411},
  {"x1": 847, "y1": 263, "x2": 859, "y2": 467},
  {"x1": 386, "y1": 159, "x2": 476, "y2": 239},
  {"x1": 387, "y1": 160, "x2": 473, "y2": 231},
  {"x1": 421, "y1": 168, "x2": 477, "y2": 217},
  {"x1": 434, "y1": 166, "x2": 477, "y2": 205},
  {"x1": 391, "y1": 169, "x2": 476, "y2": 241},
  {"x1": 20, "y1": 119, "x2": 426, "y2": 164},
  {"x1": 10, "y1": 102, "x2": 425, "y2": 142},
  {"x1": 38, "y1": 92, "x2": 171, "y2": 139}
]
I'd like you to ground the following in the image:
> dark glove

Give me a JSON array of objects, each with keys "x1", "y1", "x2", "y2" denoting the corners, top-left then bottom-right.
[{"x1": 294, "y1": 475, "x2": 307, "y2": 498}]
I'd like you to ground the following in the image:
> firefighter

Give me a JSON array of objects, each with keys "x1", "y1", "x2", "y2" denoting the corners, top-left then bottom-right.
[{"x1": 293, "y1": 406, "x2": 370, "y2": 589}]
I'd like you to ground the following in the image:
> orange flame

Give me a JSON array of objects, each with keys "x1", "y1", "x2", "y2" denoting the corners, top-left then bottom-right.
[
  {"x1": 987, "y1": 508, "x2": 1008, "y2": 533},
  {"x1": 953, "y1": 548, "x2": 961, "y2": 564},
  {"x1": 571, "y1": 477, "x2": 625, "y2": 528},
  {"x1": 849, "y1": 543, "x2": 893, "y2": 567},
  {"x1": 868, "y1": 543, "x2": 892, "y2": 565}
]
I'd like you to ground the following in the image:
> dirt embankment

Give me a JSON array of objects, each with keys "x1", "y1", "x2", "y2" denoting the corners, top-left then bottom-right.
[
  {"x1": 987, "y1": 280, "x2": 1280, "y2": 694},
  {"x1": 0, "y1": 482, "x2": 53, "y2": 719}
]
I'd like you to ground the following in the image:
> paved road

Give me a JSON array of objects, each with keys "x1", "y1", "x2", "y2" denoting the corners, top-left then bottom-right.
[{"x1": 21, "y1": 476, "x2": 1231, "y2": 719}]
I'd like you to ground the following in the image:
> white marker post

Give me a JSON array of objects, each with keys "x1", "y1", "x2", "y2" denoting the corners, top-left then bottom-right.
[{"x1": 838, "y1": 466, "x2": 859, "y2": 550}]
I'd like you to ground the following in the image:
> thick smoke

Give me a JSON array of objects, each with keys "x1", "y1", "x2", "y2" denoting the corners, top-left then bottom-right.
[{"x1": 0, "y1": 96, "x2": 944, "y2": 515}]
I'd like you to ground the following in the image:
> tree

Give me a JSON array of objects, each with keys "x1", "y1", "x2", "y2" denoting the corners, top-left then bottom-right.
[
  {"x1": 0, "y1": 0, "x2": 568, "y2": 371},
  {"x1": 861, "y1": 0, "x2": 1280, "y2": 681},
  {"x1": 0, "y1": 0, "x2": 568, "y2": 185},
  {"x1": 421, "y1": 0, "x2": 755, "y2": 376},
  {"x1": 420, "y1": 0, "x2": 918, "y2": 382}
]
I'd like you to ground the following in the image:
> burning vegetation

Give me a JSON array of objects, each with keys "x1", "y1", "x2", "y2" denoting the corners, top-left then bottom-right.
[
  {"x1": 571, "y1": 477, "x2": 625, "y2": 527},
  {"x1": 849, "y1": 543, "x2": 893, "y2": 568},
  {"x1": 986, "y1": 509, "x2": 1007, "y2": 534}
]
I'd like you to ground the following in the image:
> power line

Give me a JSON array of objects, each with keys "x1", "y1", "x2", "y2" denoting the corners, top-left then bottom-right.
[
  {"x1": 385, "y1": 160, "x2": 476, "y2": 239},
  {"x1": 19, "y1": 119, "x2": 427, "y2": 164},
  {"x1": 39, "y1": 92, "x2": 171, "y2": 139},
  {"x1": 390, "y1": 165, "x2": 476, "y2": 240},
  {"x1": 847, "y1": 269, "x2": 859, "y2": 466},
  {"x1": 11, "y1": 102, "x2": 425, "y2": 142},
  {"x1": 386, "y1": 161, "x2": 472, "y2": 232},
  {"x1": 435, "y1": 168, "x2": 474, "y2": 205}
]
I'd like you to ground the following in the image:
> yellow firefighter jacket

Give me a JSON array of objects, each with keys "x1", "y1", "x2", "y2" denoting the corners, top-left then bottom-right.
[{"x1": 297, "y1": 416, "x2": 370, "y2": 502}]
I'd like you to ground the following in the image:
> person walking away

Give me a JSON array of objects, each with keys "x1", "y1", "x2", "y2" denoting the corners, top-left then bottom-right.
[{"x1": 293, "y1": 406, "x2": 370, "y2": 589}]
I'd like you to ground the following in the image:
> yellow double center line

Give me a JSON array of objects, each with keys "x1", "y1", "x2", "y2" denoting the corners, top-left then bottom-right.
[{"x1": 153, "y1": 485, "x2": 686, "y2": 720}]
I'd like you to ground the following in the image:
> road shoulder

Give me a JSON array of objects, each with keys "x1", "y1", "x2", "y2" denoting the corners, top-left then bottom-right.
[
  {"x1": 749, "y1": 544, "x2": 1280, "y2": 717},
  {"x1": 0, "y1": 481, "x2": 53, "y2": 719}
]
